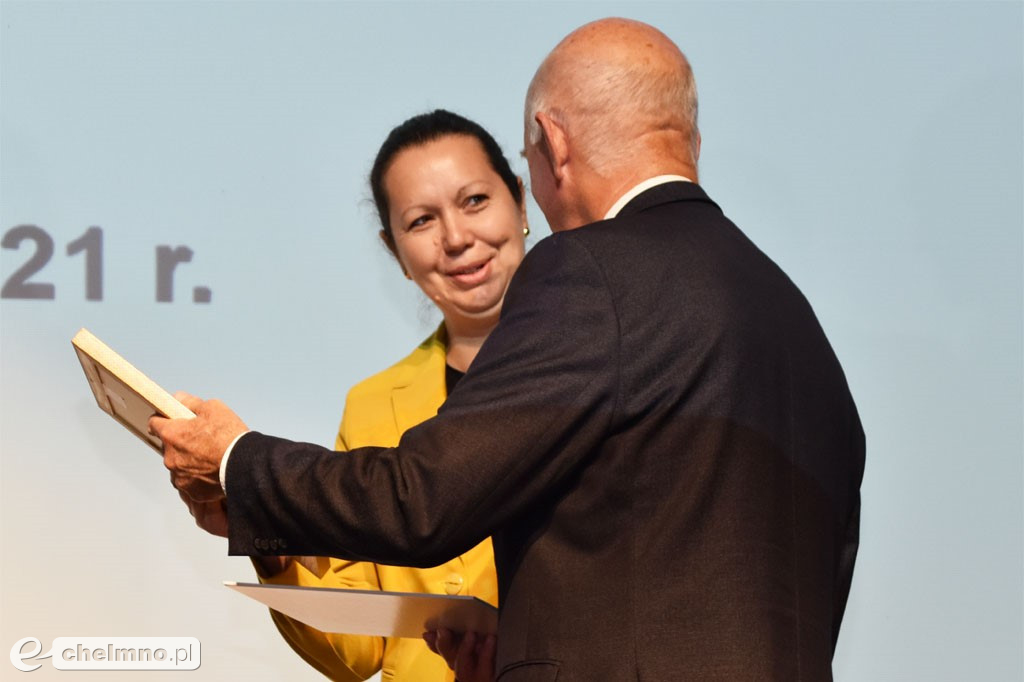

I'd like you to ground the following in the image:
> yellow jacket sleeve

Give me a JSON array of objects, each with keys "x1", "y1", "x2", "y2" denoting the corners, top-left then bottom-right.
[{"x1": 261, "y1": 556, "x2": 384, "y2": 681}]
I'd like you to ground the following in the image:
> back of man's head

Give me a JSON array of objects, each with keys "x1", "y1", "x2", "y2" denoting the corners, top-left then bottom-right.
[{"x1": 526, "y1": 18, "x2": 699, "y2": 180}]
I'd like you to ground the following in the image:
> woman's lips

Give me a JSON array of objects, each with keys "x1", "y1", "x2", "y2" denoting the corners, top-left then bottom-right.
[{"x1": 446, "y1": 257, "x2": 492, "y2": 287}]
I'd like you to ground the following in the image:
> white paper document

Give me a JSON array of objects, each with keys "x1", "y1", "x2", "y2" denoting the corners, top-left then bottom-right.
[{"x1": 225, "y1": 581, "x2": 498, "y2": 639}]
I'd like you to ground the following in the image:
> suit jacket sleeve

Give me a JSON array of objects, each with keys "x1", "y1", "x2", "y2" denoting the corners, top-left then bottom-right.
[
  {"x1": 225, "y1": 233, "x2": 620, "y2": 565},
  {"x1": 253, "y1": 418, "x2": 386, "y2": 682}
]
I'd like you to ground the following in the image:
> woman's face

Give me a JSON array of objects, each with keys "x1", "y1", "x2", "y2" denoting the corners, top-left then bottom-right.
[{"x1": 383, "y1": 134, "x2": 527, "y2": 332}]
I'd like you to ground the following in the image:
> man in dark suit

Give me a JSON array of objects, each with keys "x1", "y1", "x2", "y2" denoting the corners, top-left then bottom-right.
[{"x1": 155, "y1": 18, "x2": 864, "y2": 681}]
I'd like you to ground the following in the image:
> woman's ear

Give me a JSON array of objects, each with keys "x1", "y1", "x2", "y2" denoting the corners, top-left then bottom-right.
[
  {"x1": 378, "y1": 229, "x2": 397, "y2": 256},
  {"x1": 379, "y1": 230, "x2": 411, "y2": 279},
  {"x1": 516, "y1": 177, "x2": 530, "y2": 236}
]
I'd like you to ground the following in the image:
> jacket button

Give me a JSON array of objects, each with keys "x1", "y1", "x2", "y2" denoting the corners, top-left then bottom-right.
[{"x1": 443, "y1": 573, "x2": 464, "y2": 595}]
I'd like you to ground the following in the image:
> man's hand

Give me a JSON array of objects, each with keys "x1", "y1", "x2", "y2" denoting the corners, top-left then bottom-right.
[
  {"x1": 149, "y1": 392, "x2": 248, "y2": 503},
  {"x1": 178, "y1": 490, "x2": 229, "y2": 537},
  {"x1": 423, "y1": 628, "x2": 496, "y2": 682}
]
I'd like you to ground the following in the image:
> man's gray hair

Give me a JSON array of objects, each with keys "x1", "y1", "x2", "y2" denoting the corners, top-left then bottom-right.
[{"x1": 525, "y1": 52, "x2": 699, "y2": 175}]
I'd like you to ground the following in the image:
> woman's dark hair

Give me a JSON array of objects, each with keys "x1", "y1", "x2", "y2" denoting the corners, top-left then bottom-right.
[{"x1": 370, "y1": 109, "x2": 522, "y2": 244}]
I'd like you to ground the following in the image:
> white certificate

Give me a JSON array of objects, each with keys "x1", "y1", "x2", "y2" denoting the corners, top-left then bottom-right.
[{"x1": 225, "y1": 581, "x2": 498, "y2": 639}]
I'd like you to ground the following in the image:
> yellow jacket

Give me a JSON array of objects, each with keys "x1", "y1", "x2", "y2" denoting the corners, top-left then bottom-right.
[{"x1": 261, "y1": 326, "x2": 498, "y2": 681}]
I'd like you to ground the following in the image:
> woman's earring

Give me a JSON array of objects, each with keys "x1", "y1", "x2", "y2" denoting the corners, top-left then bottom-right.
[{"x1": 523, "y1": 225, "x2": 530, "y2": 237}]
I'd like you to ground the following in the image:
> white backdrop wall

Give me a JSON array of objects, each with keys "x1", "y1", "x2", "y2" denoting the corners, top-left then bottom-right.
[{"x1": 1, "y1": 2, "x2": 1020, "y2": 680}]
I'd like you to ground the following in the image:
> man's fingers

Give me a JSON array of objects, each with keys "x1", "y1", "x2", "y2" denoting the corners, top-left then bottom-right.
[
  {"x1": 177, "y1": 488, "x2": 198, "y2": 516},
  {"x1": 173, "y1": 391, "x2": 202, "y2": 411},
  {"x1": 428, "y1": 628, "x2": 495, "y2": 680},
  {"x1": 435, "y1": 628, "x2": 460, "y2": 671},
  {"x1": 478, "y1": 633, "x2": 496, "y2": 658},
  {"x1": 458, "y1": 630, "x2": 477, "y2": 655},
  {"x1": 150, "y1": 392, "x2": 202, "y2": 438},
  {"x1": 170, "y1": 470, "x2": 222, "y2": 502},
  {"x1": 422, "y1": 631, "x2": 438, "y2": 654},
  {"x1": 148, "y1": 414, "x2": 167, "y2": 437},
  {"x1": 454, "y1": 631, "x2": 478, "y2": 677},
  {"x1": 477, "y1": 634, "x2": 497, "y2": 675}
]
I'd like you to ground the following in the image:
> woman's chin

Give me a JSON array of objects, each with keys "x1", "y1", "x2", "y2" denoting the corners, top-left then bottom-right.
[{"x1": 443, "y1": 297, "x2": 505, "y2": 327}]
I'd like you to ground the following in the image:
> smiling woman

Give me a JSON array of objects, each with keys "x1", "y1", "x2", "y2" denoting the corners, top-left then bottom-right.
[
  {"x1": 375, "y1": 114, "x2": 529, "y2": 372},
  {"x1": 380, "y1": 134, "x2": 528, "y2": 371},
  {"x1": 253, "y1": 110, "x2": 527, "y2": 682}
]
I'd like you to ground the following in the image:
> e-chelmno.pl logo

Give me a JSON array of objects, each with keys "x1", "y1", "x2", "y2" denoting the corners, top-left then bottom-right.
[{"x1": 10, "y1": 637, "x2": 200, "y2": 672}]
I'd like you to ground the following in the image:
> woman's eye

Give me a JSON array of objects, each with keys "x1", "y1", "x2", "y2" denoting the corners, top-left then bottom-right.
[
  {"x1": 466, "y1": 194, "x2": 488, "y2": 208},
  {"x1": 408, "y1": 215, "x2": 431, "y2": 230}
]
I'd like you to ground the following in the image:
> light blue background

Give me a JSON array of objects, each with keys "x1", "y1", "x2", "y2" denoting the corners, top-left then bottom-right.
[{"x1": 2, "y1": 1, "x2": 1021, "y2": 680}]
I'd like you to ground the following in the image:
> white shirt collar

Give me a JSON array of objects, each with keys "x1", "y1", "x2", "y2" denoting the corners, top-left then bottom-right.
[{"x1": 603, "y1": 175, "x2": 692, "y2": 220}]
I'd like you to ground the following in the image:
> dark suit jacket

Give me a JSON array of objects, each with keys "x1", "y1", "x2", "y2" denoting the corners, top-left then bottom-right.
[{"x1": 226, "y1": 182, "x2": 865, "y2": 681}]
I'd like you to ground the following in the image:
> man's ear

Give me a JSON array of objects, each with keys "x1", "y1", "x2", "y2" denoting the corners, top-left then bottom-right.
[
  {"x1": 379, "y1": 230, "x2": 411, "y2": 279},
  {"x1": 535, "y1": 111, "x2": 570, "y2": 182}
]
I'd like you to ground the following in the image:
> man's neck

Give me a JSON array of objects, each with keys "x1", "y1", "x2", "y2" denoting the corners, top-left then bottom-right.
[
  {"x1": 602, "y1": 174, "x2": 693, "y2": 220},
  {"x1": 583, "y1": 162, "x2": 697, "y2": 223}
]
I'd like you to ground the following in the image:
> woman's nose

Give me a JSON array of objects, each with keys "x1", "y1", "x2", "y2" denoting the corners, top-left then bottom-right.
[{"x1": 441, "y1": 216, "x2": 473, "y2": 252}]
